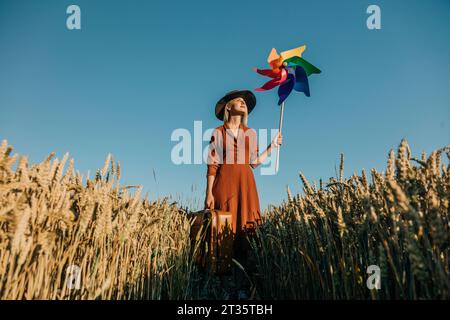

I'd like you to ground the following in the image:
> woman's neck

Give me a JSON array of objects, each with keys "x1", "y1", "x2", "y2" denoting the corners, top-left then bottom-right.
[{"x1": 226, "y1": 115, "x2": 241, "y2": 129}]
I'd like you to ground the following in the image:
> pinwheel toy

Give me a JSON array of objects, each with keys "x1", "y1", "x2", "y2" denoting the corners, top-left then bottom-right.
[{"x1": 254, "y1": 45, "x2": 321, "y2": 172}]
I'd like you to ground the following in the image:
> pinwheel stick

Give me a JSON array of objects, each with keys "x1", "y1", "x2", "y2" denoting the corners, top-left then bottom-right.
[{"x1": 275, "y1": 101, "x2": 284, "y2": 173}]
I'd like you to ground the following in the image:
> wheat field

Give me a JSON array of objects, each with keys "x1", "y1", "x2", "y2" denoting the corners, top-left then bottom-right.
[
  {"x1": 0, "y1": 140, "x2": 205, "y2": 299},
  {"x1": 250, "y1": 139, "x2": 450, "y2": 299},
  {"x1": 0, "y1": 138, "x2": 449, "y2": 299}
]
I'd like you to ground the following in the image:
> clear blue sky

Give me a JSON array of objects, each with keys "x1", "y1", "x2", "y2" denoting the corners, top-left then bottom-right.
[{"x1": 1, "y1": 0, "x2": 449, "y2": 210}]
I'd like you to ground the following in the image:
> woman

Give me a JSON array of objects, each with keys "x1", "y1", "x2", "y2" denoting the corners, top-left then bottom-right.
[{"x1": 204, "y1": 89, "x2": 282, "y2": 298}]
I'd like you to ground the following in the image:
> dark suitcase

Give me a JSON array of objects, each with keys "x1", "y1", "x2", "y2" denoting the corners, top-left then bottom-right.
[{"x1": 190, "y1": 209, "x2": 234, "y2": 275}]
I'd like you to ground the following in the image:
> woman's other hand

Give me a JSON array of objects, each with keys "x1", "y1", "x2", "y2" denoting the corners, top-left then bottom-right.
[
  {"x1": 205, "y1": 192, "x2": 215, "y2": 210},
  {"x1": 271, "y1": 132, "x2": 283, "y2": 148}
]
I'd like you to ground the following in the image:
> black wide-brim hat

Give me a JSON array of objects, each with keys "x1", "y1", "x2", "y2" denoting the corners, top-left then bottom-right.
[{"x1": 215, "y1": 90, "x2": 256, "y2": 121}]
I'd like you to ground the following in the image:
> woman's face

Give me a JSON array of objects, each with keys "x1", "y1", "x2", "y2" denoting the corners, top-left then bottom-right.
[{"x1": 227, "y1": 97, "x2": 248, "y2": 115}]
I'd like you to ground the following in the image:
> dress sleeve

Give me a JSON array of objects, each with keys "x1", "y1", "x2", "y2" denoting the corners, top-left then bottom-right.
[
  {"x1": 207, "y1": 128, "x2": 221, "y2": 177},
  {"x1": 249, "y1": 129, "x2": 259, "y2": 169}
]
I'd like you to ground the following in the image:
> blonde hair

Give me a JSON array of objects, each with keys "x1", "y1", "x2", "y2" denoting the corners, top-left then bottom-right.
[{"x1": 223, "y1": 99, "x2": 248, "y2": 126}]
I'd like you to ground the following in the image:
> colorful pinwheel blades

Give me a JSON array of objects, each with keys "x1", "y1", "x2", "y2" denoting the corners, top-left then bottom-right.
[{"x1": 254, "y1": 45, "x2": 321, "y2": 105}]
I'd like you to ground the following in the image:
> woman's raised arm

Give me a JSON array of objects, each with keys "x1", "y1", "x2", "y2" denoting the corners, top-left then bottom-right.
[{"x1": 251, "y1": 132, "x2": 282, "y2": 168}]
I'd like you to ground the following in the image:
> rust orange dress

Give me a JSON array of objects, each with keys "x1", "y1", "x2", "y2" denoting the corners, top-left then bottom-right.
[{"x1": 206, "y1": 122, "x2": 262, "y2": 258}]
